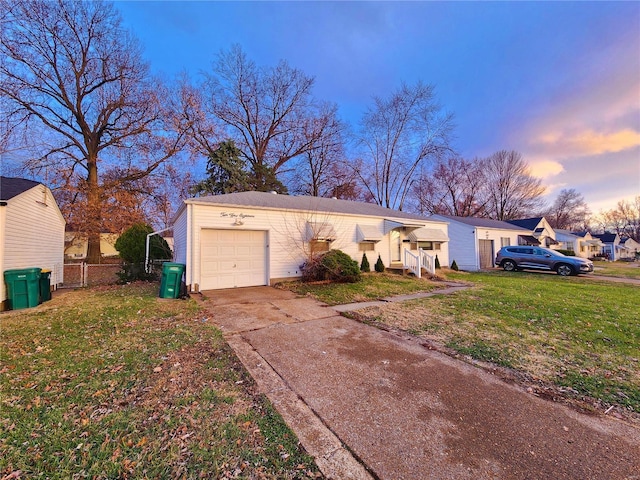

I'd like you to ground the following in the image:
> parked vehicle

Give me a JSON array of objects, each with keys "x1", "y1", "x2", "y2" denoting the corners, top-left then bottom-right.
[{"x1": 495, "y1": 246, "x2": 594, "y2": 276}]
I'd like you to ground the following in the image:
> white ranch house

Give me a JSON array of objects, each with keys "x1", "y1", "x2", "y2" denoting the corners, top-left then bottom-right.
[
  {"x1": 172, "y1": 192, "x2": 449, "y2": 291},
  {"x1": 431, "y1": 215, "x2": 531, "y2": 271},
  {"x1": 554, "y1": 230, "x2": 603, "y2": 258},
  {"x1": 620, "y1": 237, "x2": 640, "y2": 259},
  {"x1": 1, "y1": 176, "x2": 65, "y2": 309}
]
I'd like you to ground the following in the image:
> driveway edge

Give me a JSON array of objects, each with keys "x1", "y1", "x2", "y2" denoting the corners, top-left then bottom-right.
[{"x1": 226, "y1": 334, "x2": 374, "y2": 480}]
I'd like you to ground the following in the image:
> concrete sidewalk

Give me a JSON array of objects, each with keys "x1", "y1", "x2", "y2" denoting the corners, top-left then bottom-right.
[{"x1": 201, "y1": 287, "x2": 640, "y2": 480}]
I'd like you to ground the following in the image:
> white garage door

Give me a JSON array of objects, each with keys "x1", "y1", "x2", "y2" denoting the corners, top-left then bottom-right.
[{"x1": 200, "y1": 229, "x2": 267, "y2": 290}]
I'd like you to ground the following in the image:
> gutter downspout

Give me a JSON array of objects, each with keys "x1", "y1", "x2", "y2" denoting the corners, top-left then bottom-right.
[{"x1": 145, "y1": 227, "x2": 173, "y2": 273}]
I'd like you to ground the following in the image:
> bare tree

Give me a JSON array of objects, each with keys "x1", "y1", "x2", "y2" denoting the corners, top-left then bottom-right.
[
  {"x1": 204, "y1": 45, "x2": 329, "y2": 189},
  {"x1": 412, "y1": 156, "x2": 489, "y2": 216},
  {"x1": 0, "y1": 0, "x2": 186, "y2": 262},
  {"x1": 288, "y1": 103, "x2": 353, "y2": 197},
  {"x1": 173, "y1": 73, "x2": 222, "y2": 162},
  {"x1": 483, "y1": 150, "x2": 546, "y2": 220},
  {"x1": 356, "y1": 82, "x2": 453, "y2": 211},
  {"x1": 545, "y1": 188, "x2": 590, "y2": 230},
  {"x1": 595, "y1": 197, "x2": 640, "y2": 241}
]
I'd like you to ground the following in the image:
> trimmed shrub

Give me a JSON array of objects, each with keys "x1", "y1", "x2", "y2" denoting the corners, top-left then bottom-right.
[
  {"x1": 374, "y1": 254, "x2": 385, "y2": 273},
  {"x1": 435, "y1": 254, "x2": 441, "y2": 269},
  {"x1": 301, "y1": 249, "x2": 361, "y2": 283},
  {"x1": 556, "y1": 249, "x2": 575, "y2": 256},
  {"x1": 360, "y1": 253, "x2": 371, "y2": 272},
  {"x1": 451, "y1": 259, "x2": 459, "y2": 271}
]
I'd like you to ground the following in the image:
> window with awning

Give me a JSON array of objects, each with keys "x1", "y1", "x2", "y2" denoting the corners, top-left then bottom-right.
[
  {"x1": 518, "y1": 235, "x2": 541, "y2": 246},
  {"x1": 306, "y1": 221, "x2": 337, "y2": 241},
  {"x1": 407, "y1": 227, "x2": 449, "y2": 243},
  {"x1": 356, "y1": 225, "x2": 383, "y2": 243}
]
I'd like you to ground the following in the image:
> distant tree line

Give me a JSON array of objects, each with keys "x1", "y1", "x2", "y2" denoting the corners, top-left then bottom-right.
[{"x1": 1, "y1": 0, "x2": 637, "y2": 264}]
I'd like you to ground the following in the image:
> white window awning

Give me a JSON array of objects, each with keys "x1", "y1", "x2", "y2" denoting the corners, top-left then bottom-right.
[
  {"x1": 306, "y1": 221, "x2": 337, "y2": 241},
  {"x1": 408, "y1": 227, "x2": 449, "y2": 243},
  {"x1": 383, "y1": 219, "x2": 425, "y2": 234},
  {"x1": 581, "y1": 240, "x2": 603, "y2": 247},
  {"x1": 356, "y1": 225, "x2": 383, "y2": 243}
]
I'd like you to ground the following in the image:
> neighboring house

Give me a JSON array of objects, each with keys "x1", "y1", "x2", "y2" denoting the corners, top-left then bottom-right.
[
  {"x1": 430, "y1": 215, "x2": 530, "y2": 271},
  {"x1": 0, "y1": 176, "x2": 65, "y2": 310},
  {"x1": 592, "y1": 232, "x2": 621, "y2": 261},
  {"x1": 506, "y1": 217, "x2": 559, "y2": 249},
  {"x1": 555, "y1": 230, "x2": 603, "y2": 259},
  {"x1": 172, "y1": 191, "x2": 450, "y2": 291},
  {"x1": 64, "y1": 232, "x2": 120, "y2": 259},
  {"x1": 620, "y1": 237, "x2": 640, "y2": 259}
]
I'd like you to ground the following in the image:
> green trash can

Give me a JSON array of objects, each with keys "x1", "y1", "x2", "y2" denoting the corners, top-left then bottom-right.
[
  {"x1": 4, "y1": 268, "x2": 42, "y2": 310},
  {"x1": 159, "y1": 263, "x2": 185, "y2": 299},
  {"x1": 40, "y1": 269, "x2": 52, "y2": 303}
]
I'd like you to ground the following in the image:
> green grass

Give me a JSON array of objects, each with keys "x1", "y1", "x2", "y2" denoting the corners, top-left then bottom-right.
[
  {"x1": 356, "y1": 271, "x2": 640, "y2": 412},
  {"x1": 281, "y1": 272, "x2": 443, "y2": 305},
  {"x1": 0, "y1": 283, "x2": 321, "y2": 479},
  {"x1": 592, "y1": 260, "x2": 640, "y2": 279}
]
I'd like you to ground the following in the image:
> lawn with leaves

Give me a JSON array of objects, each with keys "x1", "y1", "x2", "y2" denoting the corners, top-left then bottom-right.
[
  {"x1": 0, "y1": 284, "x2": 320, "y2": 479},
  {"x1": 280, "y1": 272, "x2": 443, "y2": 305},
  {"x1": 354, "y1": 271, "x2": 640, "y2": 414},
  {"x1": 592, "y1": 261, "x2": 640, "y2": 279}
]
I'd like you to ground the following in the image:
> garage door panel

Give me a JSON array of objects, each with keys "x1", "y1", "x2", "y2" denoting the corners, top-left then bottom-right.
[{"x1": 200, "y1": 229, "x2": 267, "y2": 290}]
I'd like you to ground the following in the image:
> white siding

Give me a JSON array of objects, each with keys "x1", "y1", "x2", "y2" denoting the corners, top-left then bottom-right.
[
  {"x1": 174, "y1": 200, "x2": 450, "y2": 290},
  {"x1": 1, "y1": 185, "x2": 65, "y2": 303},
  {"x1": 172, "y1": 206, "x2": 188, "y2": 265},
  {"x1": 435, "y1": 216, "x2": 528, "y2": 271},
  {"x1": 442, "y1": 221, "x2": 478, "y2": 271}
]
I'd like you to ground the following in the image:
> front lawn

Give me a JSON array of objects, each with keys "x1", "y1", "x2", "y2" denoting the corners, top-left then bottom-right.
[
  {"x1": 293, "y1": 270, "x2": 640, "y2": 414},
  {"x1": 592, "y1": 260, "x2": 640, "y2": 279},
  {"x1": 355, "y1": 271, "x2": 639, "y2": 413},
  {"x1": 0, "y1": 284, "x2": 321, "y2": 479},
  {"x1": 281, "y1": 272, "x2": 443, "y2": 305}
]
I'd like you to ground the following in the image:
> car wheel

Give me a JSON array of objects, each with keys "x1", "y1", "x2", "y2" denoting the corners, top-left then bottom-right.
[
  {"x1": 556, "y1": 264, "x2": 573, "y2": 276},
  {"x1": 502, "y1": 260, "x2": 517, "y2": 272}
]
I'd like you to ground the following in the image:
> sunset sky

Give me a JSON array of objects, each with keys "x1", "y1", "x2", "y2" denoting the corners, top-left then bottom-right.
[{"x1": 117, "y1": 1, "x2": 640, "y2": 213}]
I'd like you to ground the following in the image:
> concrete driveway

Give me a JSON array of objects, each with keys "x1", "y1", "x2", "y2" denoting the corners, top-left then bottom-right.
[{"x1": 200, "y1": 287, "x2": 640, "y2": 480}]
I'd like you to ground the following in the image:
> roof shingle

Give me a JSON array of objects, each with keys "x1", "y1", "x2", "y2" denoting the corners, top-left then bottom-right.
[{"x1": 0, "y1": 176, "x2": 41, "y2": 201}]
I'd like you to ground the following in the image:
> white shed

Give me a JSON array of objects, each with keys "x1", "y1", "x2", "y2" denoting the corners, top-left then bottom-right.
[
  {"x1": 1, "y1": 176, "x2": 65, "y2": 309},
  {"x1": 431, "y1": 215, "x2": 531, "y2": 271},
  {"x1": 172, "y1": 192, "x2": 450, "y2": 291}
]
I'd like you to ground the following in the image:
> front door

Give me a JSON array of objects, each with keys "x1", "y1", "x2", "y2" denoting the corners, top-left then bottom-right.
[{"x1": 390, "y1": 230, "x2": 402, "y2": 262}]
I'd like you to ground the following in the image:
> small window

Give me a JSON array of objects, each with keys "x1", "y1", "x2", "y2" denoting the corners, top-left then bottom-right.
[
  {"x1": 359, "y1": 242, "x2": 375, "y2": 252},
  {"x1": 310, "y1": 240, "x2": 330, "y2": 254},
  {"x1": 416, "y1": 241, "x2": 441, "y2": 251},
  {"x1": 501, "y1": 237, "x2": 510, "y2": 247}
]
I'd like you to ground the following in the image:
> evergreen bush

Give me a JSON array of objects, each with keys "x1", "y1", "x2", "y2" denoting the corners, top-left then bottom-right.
[
  {"x1": 374, "y1": 254, "x2": 385, "y2": 272},
  {"x1": 360, "y1": 253, "x2": 371, "y2": 272},
  {"x1": 451, "y1": 259, "x2": 459, "y2": 271},
  {"x1": 435, "y1": 254, "x2": 441, "y2": 269}
]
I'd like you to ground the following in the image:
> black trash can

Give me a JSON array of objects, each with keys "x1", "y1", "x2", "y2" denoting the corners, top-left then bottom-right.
[
  {"x1": 159, "y1": 263, "x2": 185, "y2": 299},
  {"x1": 40, "y1": 269, "x2": 52, "y2": 303}
]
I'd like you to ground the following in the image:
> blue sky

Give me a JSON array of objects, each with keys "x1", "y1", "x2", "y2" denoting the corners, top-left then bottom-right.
[{"x1": 117, "y1": 1, "x2": 640, "y2": 213}]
